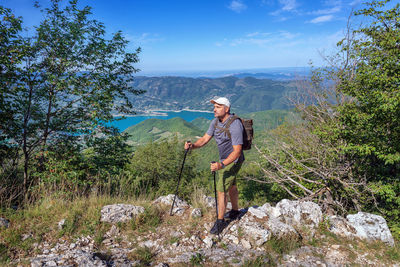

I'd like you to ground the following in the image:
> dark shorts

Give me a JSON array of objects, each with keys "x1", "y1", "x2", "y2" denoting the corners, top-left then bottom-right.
[{"x1": 216, "y1": 162, "x2": 242, "y2": 193}]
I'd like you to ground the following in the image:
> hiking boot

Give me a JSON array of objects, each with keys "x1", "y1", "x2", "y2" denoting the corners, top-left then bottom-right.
[
  {"x1": 210, "y1": 219, "x2": 228, "y2": 235},
  {"x1": 224, "y1": 209, "x2": 240, "y2": 221}
]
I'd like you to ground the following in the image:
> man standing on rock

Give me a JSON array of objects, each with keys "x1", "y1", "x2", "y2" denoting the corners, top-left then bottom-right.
[{"x1": 184, "y1": 96, "x2": 244, "y2": 235}]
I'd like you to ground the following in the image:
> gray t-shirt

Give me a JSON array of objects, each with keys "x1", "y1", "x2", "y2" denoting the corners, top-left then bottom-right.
[{"x1": 207, "y1": 115, "x2": 245, "y2": 163}]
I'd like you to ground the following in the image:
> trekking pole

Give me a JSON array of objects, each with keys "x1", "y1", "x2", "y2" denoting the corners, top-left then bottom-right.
[
  {"x1": 211, "y1": 161, "x2": 220, "y2": 240},
  {"x1": 170, "y1": 141, "x2": 191, "y2": 216}
]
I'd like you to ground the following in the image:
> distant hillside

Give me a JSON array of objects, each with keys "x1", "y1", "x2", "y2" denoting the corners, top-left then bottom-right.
[
  {"x1": 128, "y1": 76, "x2": 295, "y2": 114},
  {"x1": 191, "y1": 117, "x2": 212, "y2": 133},
  {"x1": 124, "y1": 117, "x2": 203, "y2": 146},
  {"x1": 233, "y1": 72, "x2": 298, "y2": 80}
]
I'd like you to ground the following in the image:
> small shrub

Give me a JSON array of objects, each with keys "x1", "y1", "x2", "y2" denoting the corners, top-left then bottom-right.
[
  {"x1": 243, "y1": 255, "x2": 273, "y2": 267},
  {"x1": 264, "y1": 236, "x2": 301, "y2": 256},
  {"x1": 0, "y1": 243, "x2": 9, "y2": 263},
  {"x1": 166, "y1": 236, "x2": 179, "y2": 245},
  {"x1": 189, "y1": 252, "x2": 204, "y2": 266},
  {"x1": 131, "y1": 206, "x2": 163, "y2": 232},
  {"x1": 94, "y1": 226, "x2": 108, "y2": 247},
  {"x1": 59, "y1": 210, "x2": 82, "y2": 236},
  {"x1": 128, "y1": 246, "x2": 154, "y2": 266},
  {"x1": 386, "y1": 245, "x2": 400, "y2": 262}
]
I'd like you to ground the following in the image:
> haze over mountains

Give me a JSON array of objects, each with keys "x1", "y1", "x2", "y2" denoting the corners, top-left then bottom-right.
[{"x1": 138, "y1": 67, "x2": 310, "y2": 79}]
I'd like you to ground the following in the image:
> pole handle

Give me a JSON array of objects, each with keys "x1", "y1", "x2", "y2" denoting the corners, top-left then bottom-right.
[
  {"x1": 185, "y1": 140, "x2": 192, "y2": 151},
  {"x1": 211, "y1": 161, "x2": 216, "y2": 173}
]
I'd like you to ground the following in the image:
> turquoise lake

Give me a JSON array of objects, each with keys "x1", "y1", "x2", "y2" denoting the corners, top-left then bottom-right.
[{"x1": 111, "y1": 110, "x2": 215, "y2": 132}]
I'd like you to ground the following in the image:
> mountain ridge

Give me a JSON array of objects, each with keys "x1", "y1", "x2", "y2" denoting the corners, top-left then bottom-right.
[{"x1": 128, "y1": 76, "x2": 295, "y2": 114}]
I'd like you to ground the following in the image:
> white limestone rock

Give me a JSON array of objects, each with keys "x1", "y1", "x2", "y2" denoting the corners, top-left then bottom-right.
[
  {"x1": 238, "y1": 214, "x2": 271, "y2": 246},
  {"x1": 241, "y1": 239, "x2": 252, "y2": 249},
  {"x1": 105, "y1": 225, "x2": 120, "y2": 238},
  {"x1": 265, "y1": 216, "x2": 300, "y2": 240},
  {"x1": 191, "y1": 208, "x2": 202, "y2": 218},
  {"x1": 203, "y1": 235, "x2": 214, "y2": 248},
  {"x1": 57, "y1": 219, "x2": 66, "y2": 230},
  {"x1": 259, "y1": 203, "x2": 281, "y2": 218},
  {"x1": 328, "y1": 215, "x2": 357, "y2": 238},
  {"x1": 154, "y1": 194, "x2": 190, "y2": 213},
  {"x1": 248, "y1": 206, "x2": 268, "y2": 219},
  {"x1": 276, "y1": 199, "x2": 322, "y2": 228},
  {"x1": 346, "y1": 212, "x2": 395, "y2": 246},
  {"x1": 100, "y1": 204, "x2": 145, "y2": 223},
  {"x1": 202, "y1": 195, "x2": 232, "y2": 209}
]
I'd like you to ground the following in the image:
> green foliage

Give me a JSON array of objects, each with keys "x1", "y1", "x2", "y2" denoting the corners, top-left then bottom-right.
[
  {"x1": 264, "y1": 236, "x2": 301, "y2": 256},
  {"x1": 84, "y1": 127, "x2": 133, "y2": 176},
  {"x1": 0, "y1": 0, "x2": 142, "y2": 204},
  {"x1": 0, "y1": 242, "x2": 8, "y2": 263},
  {"x1": 189, "y1": 252, "x2": 204, "y2": 266},
  {"x1": 249, "y1": 0, "x2": 400, "y2": 237},
  {"x1": 336, "y1": 0, "x2": 400, "y2": 165},
  {"x1": 128, "y1": 246, "x2": 154, "y2": 266},
  {"x1": 243, "y1": 255, "x2": 273, "y2": 267},
  {"x1": 130, "y1": 205, "x2": 163, "y2": 233},
  {"x1": 125, "y1": 138, "x2": 201, "y2": 198},
  {"x1": 333, "y1": 0, "x2": 400, "y2": 234}
]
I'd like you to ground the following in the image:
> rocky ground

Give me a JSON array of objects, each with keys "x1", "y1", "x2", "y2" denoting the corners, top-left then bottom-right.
[{"x1": 4, "y1": 194, "x2": 399, "y2": 266}]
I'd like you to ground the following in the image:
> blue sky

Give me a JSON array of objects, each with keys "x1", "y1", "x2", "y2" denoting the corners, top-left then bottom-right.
[{"x1": 2, "y1": 0, "x2": 364, "y2": 73}]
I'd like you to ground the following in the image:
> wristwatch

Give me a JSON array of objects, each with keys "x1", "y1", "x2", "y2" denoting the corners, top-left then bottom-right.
[{"x1": 220, "y1": 162, "x2": 225, "y2": 169}]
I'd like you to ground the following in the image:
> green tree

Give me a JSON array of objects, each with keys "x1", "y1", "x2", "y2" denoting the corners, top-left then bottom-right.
[
  {"x1": 125, "y1": 139, "x2": 200, "y2": 199},
  {"x1": 255, "y1": 0, "x2": 400, "y2": 238},
  {"x1": 335, "y1": 0, "x2": 400, "y2": 236},
  {"x1": 337, "y1": 0, "x2": 400, "y2": 167},
  {"x1": 0, "y1": 0, "x2": 142, "y2": 200},
  {"x1": 0, "y1": 6, "x2": 28, "y2": 201}
]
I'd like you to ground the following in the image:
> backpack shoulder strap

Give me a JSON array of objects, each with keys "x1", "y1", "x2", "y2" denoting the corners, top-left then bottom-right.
[
  {"x1": 225, "y1": 115, "x2": 240, "y2": 129},
  {"x1": 214, "y1": 115, "x2": 240, "y2": 139}
]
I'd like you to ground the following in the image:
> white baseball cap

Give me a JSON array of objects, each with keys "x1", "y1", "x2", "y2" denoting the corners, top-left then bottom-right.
[{"x1": 210, "y1": 97, "x2": 231, "y2": 108}]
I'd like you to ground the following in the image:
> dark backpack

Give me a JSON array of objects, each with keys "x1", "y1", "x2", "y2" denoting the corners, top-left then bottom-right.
[{"x1": 214, "y1": 114, "x2": 254, "y2": 150}]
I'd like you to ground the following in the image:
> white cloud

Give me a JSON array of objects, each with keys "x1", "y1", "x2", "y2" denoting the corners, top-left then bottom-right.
[
  {"x1": 322, "y1": 0, "x2": 342, "y2": 6},
  {"x1": 246, "y1": 32, "x2": 270, "y2": 37},
  {"x1": 125, "y1": 33, "x2": 164, "y2": 45},
  {"x1": 270, "y1": 0, "x2": 298, "y2": 16},
  {"x1": 230, "y1": 38, "x2": 271, "y2": 46},
  {"x1": 350, "y1": 0, "x2": 362, "y2": 6},
  {"x1": 279, "y1": 30, "x2": 299, "y2": 39},
  {"x1": 228, "y1": 0, "x2": 247, "y2": 13},
  {"x1": 279, "y1": 0, "x2": 297, "y2": 11},
  {"x1": 309, "y1": 15, "x2": 334, "y2": 23},
  {"x1": 310, "y1": 6, "x2": 341, "y2": 15},
  {"x1": 217, "y1": 30, "x2": 299, "y2": 47}
]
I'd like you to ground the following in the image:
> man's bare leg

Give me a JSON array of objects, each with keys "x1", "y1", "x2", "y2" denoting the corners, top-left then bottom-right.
[
  {"x1": 228, "y1": 185, "x2": 239, "y2": 211},
  {"x1": 217, "y1": 191, "x2": 227, "y2": 220}
]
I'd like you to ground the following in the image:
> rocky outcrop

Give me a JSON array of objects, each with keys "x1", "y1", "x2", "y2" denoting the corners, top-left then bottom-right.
[
  {"x1": 26, "y1": 196, "x2": 396, "y2": 266},
  {"x1": 328, "y1": 212, "x2": 395, "y2": 246},
  {"x1": 276, "y1": 199, "x2": 323, "y2": 229},
  {"x1": 328, "y1": 215, "x2": 357, "y2": 237},
  {"x1": 347, "y1": 212, "x2": 395, "y2": 246},
  {"x1": 153, "y1": 194, "x2": 190, "y2": 216},
  {"x1": 238, "y1": 213, "x2": 272, "y2": 246},
  {"x1": 100, "y1": 204, "x2": 145, "y2": 223},
  {"x1": 30, "y1": 236, "x2": 134, "y2": 267}
]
